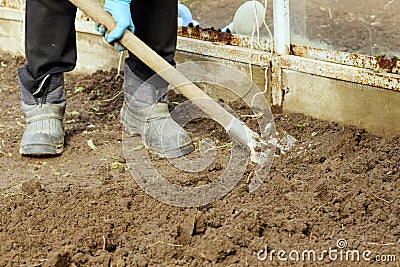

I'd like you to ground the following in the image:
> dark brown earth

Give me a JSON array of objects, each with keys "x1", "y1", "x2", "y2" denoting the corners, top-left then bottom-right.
[
  {"x1": 1, "y1": 0, "x2": 400, "y2": 266},
  {"x1": 1, "y1": 47, "x2": 400, "y2": 267}
]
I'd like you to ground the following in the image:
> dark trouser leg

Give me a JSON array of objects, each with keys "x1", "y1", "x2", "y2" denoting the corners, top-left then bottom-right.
[
  {"x1": 122, "y1": 0, "x2": 193, "y2": 158},
  {"x1": 18, "y1": 0, "x2": 77, "y2": 93},
  {"x1": 18, "y1": 0, "x2": 76, "y2": 156},
  {"x1": 126, "y1": 0, "x2": 178, "y2": 84}
]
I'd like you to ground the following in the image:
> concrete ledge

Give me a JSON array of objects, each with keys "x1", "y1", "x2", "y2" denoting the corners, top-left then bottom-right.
[
  {"x1": 282, "y1": 70, "x2": 400, "y2": 137},
  {"x1": 0, "y1": 8, "x2": 24, "y2": 55},
  {"x1": 0, "y1": 8, "x2": 122, "y2": 73}
]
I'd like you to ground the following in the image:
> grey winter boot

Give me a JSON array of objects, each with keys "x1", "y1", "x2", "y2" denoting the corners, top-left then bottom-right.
[
  {"x1": 121, "y1": 63, "x2": 194, "y2": 158},
  {"x1": 19, "y1": 73, "x2": 66, "y2": 156}
]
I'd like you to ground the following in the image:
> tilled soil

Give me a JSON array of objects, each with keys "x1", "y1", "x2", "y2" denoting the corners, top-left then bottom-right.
[{"x1": 1, "y1": 52, "x2": 399, "y2": 266}]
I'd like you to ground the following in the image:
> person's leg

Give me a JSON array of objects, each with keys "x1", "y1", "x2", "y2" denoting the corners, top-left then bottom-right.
[
  {"x1": 121, "y1": 0, "x2": 194, "y2": 158},
  {"x1": 18, "y1": 0, "x2": 77, "y2": 156},
  {"x1": 126, "y1": 0, "x2": 178, "y2": 83},
  {"x1": 19, "y1": 0, "x2": 77, "y2": 91}
]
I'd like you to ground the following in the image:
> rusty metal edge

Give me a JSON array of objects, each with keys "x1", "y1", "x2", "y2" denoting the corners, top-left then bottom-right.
[
  {"x1": 280, "y1": 55, "x2": 400, "y2": 91},
  {"x1": 292, "y1": 44, "x2": 400, "y2": 75},
  {"x1": 0, "y1": 7, "x2": 22, "y2": 21},
  {"x1": 178, "y1": 26, "x2": 273, "y2": 52},
  {"x1": 177, "y1": 36, "x2": 272, "y2": 66},
  {"x1": 177, "y1": 36, "x2": 400, "y2": 91}
]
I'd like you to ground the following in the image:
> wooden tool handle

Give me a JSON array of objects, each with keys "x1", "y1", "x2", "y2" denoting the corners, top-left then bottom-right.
[{"x1": 69, "y1": 0, "x2": 257, "y2": 145}]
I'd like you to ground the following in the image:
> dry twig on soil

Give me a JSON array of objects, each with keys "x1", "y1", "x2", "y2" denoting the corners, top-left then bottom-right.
[
  {"x1": 146, "y1": 240, "x2": 183, "y2": 248},
  {"x1": 367, "y1": 239, "x2": 400, "y2": 246}
]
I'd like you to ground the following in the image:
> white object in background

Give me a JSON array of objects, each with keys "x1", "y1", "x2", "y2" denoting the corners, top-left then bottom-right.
[
  {"x1": 273, "y1": 0, "x2": 290, "y2": 54},
  {"x1": 178, "y1": 3, "x2": 199, "y2": 27},
  {"x1": 222, "y1": 1, "x2": 265, "y2": 36}
]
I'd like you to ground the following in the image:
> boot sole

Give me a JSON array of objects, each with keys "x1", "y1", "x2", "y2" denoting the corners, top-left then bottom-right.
[
  {"x1": 19, "y1": 144, "x2": 63, "y2": 157},
  {"x1": 121, "y1": 104, "x2": 195, "y2": 158},
  {"x1": 123, "y1": 128, "x2": 195, "y2": 159},
  {"x1": 123, "y1": 123, "x2": 195, "y2": 159},
  {"x1": 156, "y1": 143, "x2": 195, "y2": 159}
]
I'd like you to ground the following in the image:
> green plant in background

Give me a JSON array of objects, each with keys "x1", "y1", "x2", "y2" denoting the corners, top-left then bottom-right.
[
  {"x1": 74, "y1": 86, "x2": 85, "y2": 94},
  {"x1": 374, "y1": 53, "x2": 386, "y2": 59},
  {"x1": 110, "y1": 161, "x2": 122, "y2": 169},
  {"x1": 294, "y1": 123, "x2": 307, "y2": 131},
  {"x1": 106, "y1": 113, "x2": 115, "y2": 120}
]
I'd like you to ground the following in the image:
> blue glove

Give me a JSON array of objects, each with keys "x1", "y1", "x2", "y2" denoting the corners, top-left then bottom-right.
[{"x1": 95, "y1": 0, "x2": 135, "y2": 51}]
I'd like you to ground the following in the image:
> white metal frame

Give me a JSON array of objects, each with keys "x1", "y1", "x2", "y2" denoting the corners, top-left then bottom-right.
[{"x1": 177, "y1": 0, "x2": 399, "y2": 111}]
